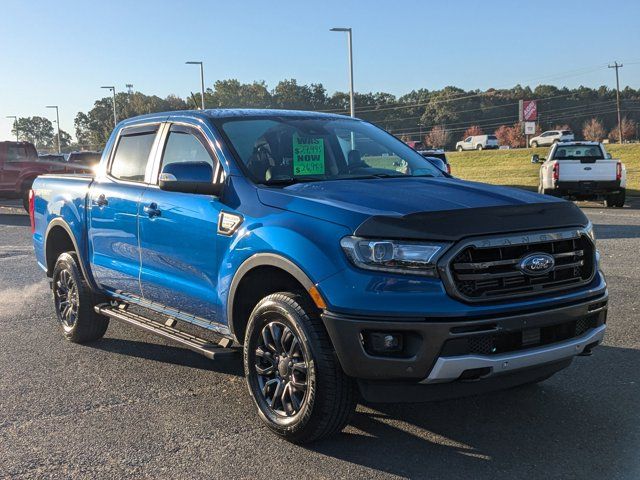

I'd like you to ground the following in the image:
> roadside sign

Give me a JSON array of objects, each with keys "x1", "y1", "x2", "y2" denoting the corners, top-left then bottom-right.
[
  {"x1": 520, "y1": 100, "x2": 537, "y2": 121},
  {"x1": 524, "y1": 122, "x2": 536, "y2": 134}
]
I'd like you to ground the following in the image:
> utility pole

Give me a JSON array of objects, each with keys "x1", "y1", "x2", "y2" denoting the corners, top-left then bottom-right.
[
  {"x1": 608, "y1": 61, "x2": 624, "y2": 144},
  {"x1": 46, "y1": 106, "x2": 61, "y2": 153},
  {"x1": 101, "y1": 86, "x2": 117, "y2": 127},
  {"x1": 6, "y1": 116, "x2": 18, "y2": 141}
]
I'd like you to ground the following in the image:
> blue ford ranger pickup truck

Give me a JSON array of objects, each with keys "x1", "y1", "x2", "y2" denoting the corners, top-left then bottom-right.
[{"x1": 30, "y1": 109, "x2": 608, "y2": 443}]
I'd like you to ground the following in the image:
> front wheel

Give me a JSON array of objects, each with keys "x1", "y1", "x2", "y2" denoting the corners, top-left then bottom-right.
[
  {"x1": 457, "y1": 145, "x2": 463, "y2": 152},
  {"x1": 244, "y1": 292, "x2": 356, "y2": 444},
  {"x1": 52, "y1": 252, "x2": 109, "y2": 343}
]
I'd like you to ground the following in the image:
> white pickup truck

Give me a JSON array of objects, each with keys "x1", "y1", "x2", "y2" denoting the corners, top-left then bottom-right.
[{"x1": 534, "y1": 141, "x2": 627, "y2": 207}]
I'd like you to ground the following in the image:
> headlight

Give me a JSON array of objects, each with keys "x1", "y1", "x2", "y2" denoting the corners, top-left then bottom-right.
[
  {"x1": 585, "y1": 221, "x2": 596, "y2": 242},
  {"x1": 340, "y1": 236, "x2": 451, "y2": 277}
]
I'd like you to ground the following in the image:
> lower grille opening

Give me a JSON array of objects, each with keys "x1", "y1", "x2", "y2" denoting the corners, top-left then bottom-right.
[{"x1": 441, "y1": 314, "x2": 601, "y2": 357}]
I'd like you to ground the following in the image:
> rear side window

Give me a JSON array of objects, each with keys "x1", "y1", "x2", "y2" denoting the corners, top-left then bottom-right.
[
  {"x1": 110, "y1": 132, "x2": 156, "y2": 182},
  {"x1": 6, "y1": 145, "x2": 29, "y2": 162}
]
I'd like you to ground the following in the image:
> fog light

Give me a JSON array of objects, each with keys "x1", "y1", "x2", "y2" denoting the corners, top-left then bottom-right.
[{"x1": 366, "y1": 332, "x2": 403, "y2": 354}]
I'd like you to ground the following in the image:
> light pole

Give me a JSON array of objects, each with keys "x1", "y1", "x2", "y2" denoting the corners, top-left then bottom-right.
[
  {"x1": 46, "y1": 106, "x2": 61, "y2": 153},
  {"x1": 101, "y1": 86, "x2": 117, "y2": 128},
  {"x1": 6, "y1": 116, "x2": 18, "y2": 141},
  {"x1": 330, "y1": 27, "x2": 355, "y2": 118},
  {"x1": 186, "y1": 61, "x2": 205, "y2": 110}
]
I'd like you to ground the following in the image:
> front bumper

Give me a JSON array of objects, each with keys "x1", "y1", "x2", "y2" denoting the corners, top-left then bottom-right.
[{"x1": 322, "y1": 293, "x2": 607, "y2": 401}]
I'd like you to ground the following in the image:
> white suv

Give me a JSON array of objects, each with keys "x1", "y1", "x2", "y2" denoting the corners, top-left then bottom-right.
[
  {"x1": 455, "y1": 134, "x2": 499, "y2": 151},
  {"x1": 529, "y1": 130, "x2": 574, "y2": 148}
]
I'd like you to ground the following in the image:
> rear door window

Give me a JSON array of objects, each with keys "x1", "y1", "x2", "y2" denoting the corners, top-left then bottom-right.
[
  {"x1": 6, "y1": 145, "x2": 29, "y2": 162},
  {"x1": 110, "y1": 130, "x2": 157, "y2": 182}
]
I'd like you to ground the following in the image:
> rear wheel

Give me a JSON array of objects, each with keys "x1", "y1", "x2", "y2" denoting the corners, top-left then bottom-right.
[
  {"x1": 244, "y1": 292, "x2": 356, "y2": 444},
  {"x1": 531, "y1": 141, "x2": 538, "y2": 148},
  {"x1": 604, "y1": 189, "x2": 625, "y2": 208},
  {"x1": 476, "y1": 144, "x2": 483, "y2": 150},
  {"x1": 21, "y1": 180, "x2": 34, "y2": 211},
  {"x1": 52, "y1": 252, "x2": 109, "y2": 343}
]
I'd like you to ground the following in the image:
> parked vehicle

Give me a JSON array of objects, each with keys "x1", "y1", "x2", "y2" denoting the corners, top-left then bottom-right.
[
  {"x1": 418, "y1": 149, "x2": 451, "y2": 174},
  {"x1": 455, "y1": 135, "x2": 499, "y2": 151},
  {"x1": 0, "y1": 141, "x2": 91, "y2": 210},
  {"x1": 529, "y1": 130, "x2": 574, "y2": 148},
  {"x1": 38, "y1": 153, "x2": 67, "y2": 163},
  {"x1": 31, "y1": 110, "x2": 607, "y2": 443},
  {"x1": 66, "y1": 151, "x2": 102, "y2": 167},
  {"x1": 534, "y1": 141, "x2": 626, "y2": 207}
]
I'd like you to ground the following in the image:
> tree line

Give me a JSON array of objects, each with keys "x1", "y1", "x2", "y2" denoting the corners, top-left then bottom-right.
[{"x1": 13, "y1": 79, "x2": 640, "y2": 151}]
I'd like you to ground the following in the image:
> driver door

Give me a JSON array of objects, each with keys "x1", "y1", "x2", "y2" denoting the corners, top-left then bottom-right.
[{"x1": 138, "y1": 122, "x2": 226, "y2": 325}]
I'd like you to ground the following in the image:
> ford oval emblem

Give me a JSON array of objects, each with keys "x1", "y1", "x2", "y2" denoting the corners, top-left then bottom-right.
[{"x1": 519, "y1": 253, "x2": 555, "y2": 276}]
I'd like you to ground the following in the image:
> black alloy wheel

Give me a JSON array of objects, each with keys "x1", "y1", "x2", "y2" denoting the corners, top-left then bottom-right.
[
  {"x1": 255, "y1": 321, "x2": 309, "y2": 417},
  {"x1": 54, "y1": 268, "x2": 80, "y2": 331}
]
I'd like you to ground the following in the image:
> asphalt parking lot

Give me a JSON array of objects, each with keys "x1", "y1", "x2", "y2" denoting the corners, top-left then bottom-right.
[{"x1": 0, "y1": 198, "x2": 638, "y2": 479}]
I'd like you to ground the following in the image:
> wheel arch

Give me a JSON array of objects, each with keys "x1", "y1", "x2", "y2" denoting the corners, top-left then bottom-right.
[
  {"x1": 44, "y1": 219, "x2": 95, "y2": 289},
  {"x1": 226, "y1": 253, "x2": 321, "y2": 344}
]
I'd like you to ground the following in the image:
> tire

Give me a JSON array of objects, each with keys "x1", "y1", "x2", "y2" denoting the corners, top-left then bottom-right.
[
  {"x1": 604, "y1": 189, "x2": 625, "y2": 208},
  {"x1": 476, "y1": 144, "x2": 483, "y2": 150},
  {"x1": 457, "y1": 145, "x2": 463, "y2": 152},
  {"x1": 243, "y1": 292, "x2": 356, "y2": 444},
  {"x1": 52, "y1": 252, "x2": 109, "y2": 343},
  {"x1": 21, "y1": 179, "x2": 34, "y2": 211},
  {"x1": 531, "y1": 141, "x2": 538, "y2": 148}
]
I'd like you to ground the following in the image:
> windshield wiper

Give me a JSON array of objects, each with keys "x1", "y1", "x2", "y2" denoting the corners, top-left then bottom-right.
[{"x1": 262, "y1": 176, "x2": 325, "y2": 186}]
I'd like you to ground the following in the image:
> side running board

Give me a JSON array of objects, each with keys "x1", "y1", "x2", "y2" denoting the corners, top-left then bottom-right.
[{"x1": 95, "y1": 304, "x2": 237, "y2": 360}]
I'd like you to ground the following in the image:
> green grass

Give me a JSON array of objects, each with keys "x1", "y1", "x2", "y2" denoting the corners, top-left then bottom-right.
[{"x1": 447, "y1": 144, "x2": 640, "y2": 196}]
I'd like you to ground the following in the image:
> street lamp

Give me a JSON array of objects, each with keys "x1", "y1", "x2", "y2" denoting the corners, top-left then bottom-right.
[
  {"x1": 330, "y1": 27, "x2": 355, "y2": 118},
  {"x1": 46, "y1": 106, "x2": 61, "y2": 154},
  {"x1": 185, "y1": 61, "x2": 206, "y2": 110},
  {"x1": 6, "y1": 116, "x2": 18, "y2": 141},
  {"x1": 101, "y1": 86, "x2": 117, "y2": 128}
]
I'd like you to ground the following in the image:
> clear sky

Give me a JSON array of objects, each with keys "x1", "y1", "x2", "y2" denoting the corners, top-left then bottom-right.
[{"x1": 2, "y1": 0, "x2": 639, "y2": 142}]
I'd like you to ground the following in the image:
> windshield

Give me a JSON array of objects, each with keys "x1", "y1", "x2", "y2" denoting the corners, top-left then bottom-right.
[
  {"x1": 216, "y1": 116, "x2": 444, "y2": 184},
  {"x1": 552, "y1": 145, "x2": 603, "y2": 160}
]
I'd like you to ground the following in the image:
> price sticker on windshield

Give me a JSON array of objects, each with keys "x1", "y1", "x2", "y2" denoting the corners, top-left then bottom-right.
[{"x1": 293, "y1": 134, "x2": 325, "y2": 176}]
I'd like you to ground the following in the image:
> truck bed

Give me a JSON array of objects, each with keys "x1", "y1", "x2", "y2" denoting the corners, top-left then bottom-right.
[{"x1": 32, "y1": 174, "x2": 94, "y2": 274}]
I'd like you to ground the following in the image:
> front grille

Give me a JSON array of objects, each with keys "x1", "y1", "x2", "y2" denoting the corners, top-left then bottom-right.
[{"x1": 448, "y1": 232, "x2": 595, "y2": 301}]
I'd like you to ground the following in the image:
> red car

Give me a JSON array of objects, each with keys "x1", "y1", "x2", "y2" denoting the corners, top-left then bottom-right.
[{"x1": 0, "y1": 141, "x2": 92, "y2": 210}]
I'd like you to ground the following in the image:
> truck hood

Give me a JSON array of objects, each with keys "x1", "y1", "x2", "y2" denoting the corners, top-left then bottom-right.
[{"x1": 257, "y1": 177, "x2": 588, "y2": 241}]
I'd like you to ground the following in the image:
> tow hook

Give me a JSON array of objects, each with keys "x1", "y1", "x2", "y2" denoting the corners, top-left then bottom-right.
[{"x1": 578, "y1": 341, "x2": 600, "y2": 356}]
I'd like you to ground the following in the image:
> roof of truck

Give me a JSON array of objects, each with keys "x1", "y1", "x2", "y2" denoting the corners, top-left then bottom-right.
[{"x1": 126, "y1": 109, "x2": 351, "y2": 124}]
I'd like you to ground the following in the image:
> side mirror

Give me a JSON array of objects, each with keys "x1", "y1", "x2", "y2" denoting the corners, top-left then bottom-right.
[
  {"x1": 531, "y1": 154, "x2": 540, "y2": 164},
  {"x1": 159, "y1": 161, "x2": 223, "y2": 196},
  {"x1": 605, "y1": 152, "x2": 612, "y2": 159}
]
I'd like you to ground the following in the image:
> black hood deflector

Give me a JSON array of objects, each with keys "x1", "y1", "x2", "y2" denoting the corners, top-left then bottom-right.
[{"x1": 354, "y1": 201, "x2": 589, "y2": 242}]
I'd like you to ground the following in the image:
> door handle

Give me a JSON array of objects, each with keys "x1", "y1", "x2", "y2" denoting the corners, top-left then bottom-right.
[
  {"x1": 94, "y1": 194, "x2": 108, "y2": 207},
  {"x1": 143, "y1": 202, "x2": 161, "y2": 218}
]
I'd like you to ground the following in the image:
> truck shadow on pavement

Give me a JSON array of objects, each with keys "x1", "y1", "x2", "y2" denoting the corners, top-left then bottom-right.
[
  {"x1": 91, "y1": 337, "x2": 244, "y2": 377},
  {"x1": 311, "y1": 345, "x2": 640, "y2": 478},
  {"x1": 593, "y1": 223, "x2": 640, "y2": 240},
  {"x1": 0, "y1": 213, "x2": 30, "y2": 227}
]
